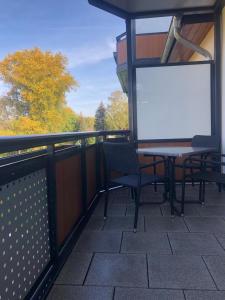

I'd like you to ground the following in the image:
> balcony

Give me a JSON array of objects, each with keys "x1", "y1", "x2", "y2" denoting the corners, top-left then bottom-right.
[{"x1": 1, "y1": 131, "x2": 225, "y2": 300}]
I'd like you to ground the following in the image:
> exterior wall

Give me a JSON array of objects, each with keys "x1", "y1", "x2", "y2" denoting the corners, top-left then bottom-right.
[
  {"x1": 189, "y1": 26, "x2": 214, "y2": 61},
  {"x1": 222, "y1": 8, "x2": 225, "y2": 164}
]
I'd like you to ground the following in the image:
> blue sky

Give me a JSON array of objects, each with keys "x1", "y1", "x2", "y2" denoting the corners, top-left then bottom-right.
[{"x1": 0, "y1": 0, "x2": 125, "y2": 116}]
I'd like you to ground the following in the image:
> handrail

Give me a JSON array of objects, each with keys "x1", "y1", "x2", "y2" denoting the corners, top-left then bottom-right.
[{"x1": 0, "y1": 130, "x2": 130, "y2": 153}]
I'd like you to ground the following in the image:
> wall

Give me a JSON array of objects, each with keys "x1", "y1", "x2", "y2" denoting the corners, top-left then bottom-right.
[{"x1": 189, "y1": 26, "x2": 214, "y2": 61}]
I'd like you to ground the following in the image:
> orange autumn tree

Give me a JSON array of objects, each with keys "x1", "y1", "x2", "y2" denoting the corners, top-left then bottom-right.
[{"x1": 0, "y1": 48, "x2": 78, "y2": 134}]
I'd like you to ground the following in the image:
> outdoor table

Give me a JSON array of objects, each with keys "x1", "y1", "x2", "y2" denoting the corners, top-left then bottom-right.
[{"x1": 137, "y1": 146, "x2": 216, "y2": 216}]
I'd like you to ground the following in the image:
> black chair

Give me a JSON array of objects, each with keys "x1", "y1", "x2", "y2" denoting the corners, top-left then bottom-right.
[
  {"x1": 181, "y1": 154, "x2": 225, "y2": 214},
  {"x1": 175, "y1": 135, "x2": 220, "y2": 177},
  {"x1": 103, "y1": 142, "x2": 167, "y2": 232}
]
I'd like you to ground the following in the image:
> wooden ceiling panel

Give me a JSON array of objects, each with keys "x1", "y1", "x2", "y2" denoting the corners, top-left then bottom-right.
[{"x1": 169, "y1": 22, "x2": 213, "y2": 62}]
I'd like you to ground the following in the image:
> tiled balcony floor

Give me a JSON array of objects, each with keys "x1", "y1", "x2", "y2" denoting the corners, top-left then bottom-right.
[{"x1": 48, "y1": 184, "x2": 225, "y2": 300}]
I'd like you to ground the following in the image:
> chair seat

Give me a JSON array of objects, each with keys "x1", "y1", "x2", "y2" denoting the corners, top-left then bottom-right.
[
  {"x1": 111, "y1": 173, "x2": 164, "y2": 188},
  {"x1": 190, "y1": 171, "x2": 225, "y2": 184}
]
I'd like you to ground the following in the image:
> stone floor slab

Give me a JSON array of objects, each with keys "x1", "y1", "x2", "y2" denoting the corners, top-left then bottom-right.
[
  {"x1": 148, "y1": 254, "x2": 216, "y2": 289},
  {"x1": 203, "y1": 255, "x2": 225, "y2": 290},
  {"x1": 85, "y1": 216, "x2": 105, "y2": 231},
  {"x1": 85, "y1": 253, "x2": 148, "y2": 287},
  {"x1": 161, "y1": 204, "x2": 200, "y2": 216},
  {"x1": 145, "y1": 216, "x2": 188, "y2": 232},
  {"x1": 55, "y1": 252, "x2": 92, "y2": 285},
  {"x1": 103, "y1": 216, "x2": 144, "y2": 231},
  {"x1": 168, "y1": 232, "x2": 225, "y2": 255},
  {"x1": 75, "y1": 230, "x2": 122, "y2": 253},
  {"x1": 93, "y1": 203, "x2": 126, "y2": 217},
  {"x1": 198, "y1": 205, "x2": 225, "y2": 217},
  {"x1": 114, "y1": 287, "x2": 185, "y2": 300},
  {"x1": 126, "y1": 204, "x2": 162, "y2": 216},
  {"x1": 47, "y1": 285, "x2": 113, "y2": 300},
  {"x1": 184, "y1": 217, "x2": 225, "y2": 233},
  {"x1": 184, "y1": 290, "x2": 225, "y2": 300},
  {"x1": 121, "y1": 232, "x2": 171, "y2": 254}
]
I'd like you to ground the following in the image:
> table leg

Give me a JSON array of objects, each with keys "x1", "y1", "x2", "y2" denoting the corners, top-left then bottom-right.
[{"x1": 168, "y1": 156, "x2": 181, "y2": 216}]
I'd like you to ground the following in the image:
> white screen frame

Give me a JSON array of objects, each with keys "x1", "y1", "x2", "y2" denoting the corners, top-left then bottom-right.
[{"x1": 136, "y1": 62, "x2": 212, "y2": 141}]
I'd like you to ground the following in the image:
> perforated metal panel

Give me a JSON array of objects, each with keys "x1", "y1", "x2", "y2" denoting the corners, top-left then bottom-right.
[{"x1": 0, "y1": 169, "x2": 51, "y2": 300}]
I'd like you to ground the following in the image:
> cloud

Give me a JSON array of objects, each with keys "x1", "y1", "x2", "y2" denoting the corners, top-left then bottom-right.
[{"x1": 63, "y1": 38, "x2": 116, "y2": 68}]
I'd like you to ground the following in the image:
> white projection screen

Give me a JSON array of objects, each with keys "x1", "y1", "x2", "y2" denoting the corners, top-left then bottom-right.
[{"x1": 136, "y1": 63, "x2": 212, "y2": 140}]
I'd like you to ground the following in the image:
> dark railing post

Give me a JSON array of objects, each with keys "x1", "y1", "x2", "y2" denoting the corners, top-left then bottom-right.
[
  {"x1": 81, "y1": 138, "x2": 88, "y2": 213},
  {"x1": 96, "y1": 136, "x2": 101, "y2": 191},
  {"x1": 46, "y1": 145, "x2": 58, "y2": 262}
]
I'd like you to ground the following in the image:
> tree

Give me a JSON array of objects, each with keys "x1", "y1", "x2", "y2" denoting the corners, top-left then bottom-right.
[
  {"x1": 105, "y1": 91, "x2": 128, "y2": 130},
  {"x1": 94, "y1": 101, "x2": 106, "y2": 131},
  {"x1": 0, "y1": 48, "x2": 77, "y2": 134},
  {"x1": 77, "y1": 113, "x2": 94, "y2": 132}
]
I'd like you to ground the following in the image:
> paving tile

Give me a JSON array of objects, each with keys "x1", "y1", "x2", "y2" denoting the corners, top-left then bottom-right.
[
  {"x1": 184, "y1": 217, "x2": 225, "y2": 233},
  {"x1": 161, "y1": 204, "x2": 200, "y2": 216},
  {"x1": 168, "y1": 232, "x2": 225, "y2": 255},
  {"x1": 145, "y1": 216, "x2": 188, "y2": 232},
  {"x1": 126, "y1": 204, "x2": 162, "y2": 216},
  {"x1": 121, "y1": 232, "x2": 171, "y2": 254},
  {"x1": 203, "y1": 255, "x2": 225, "y2": 289},
  {"x1": 114, "y1": 287, "x2": 184, "y2": 300},
  {"x1": 47, "y1": 285, "x2": 113, "y2": 300},
  {"x1": 215, "y1": 233, "x2": 225, "y2": 250},
  {"x1": 148, "y1": 254, "x2": 216, "y2": 289},
  {"x1": 204, "y1": 195, "x2": 225, "y2": 206},
  {"x1": 103, "y1": 216, "x2": 144, "y2": 232},
  {"x1": 55, "y1": 252, "x2": 92, "y2": 285},
  {"x1": 198, "y1": 205, "x2": 225, "y2": 217},
  {"x1": 85, "y1": 216, "x2": 105, "y2": 231},
  {"x1": 85, "y1": 253, "x2": 148, "y2": 287},
  {"x1": 75, "y1": 230, "x2": 122, "y2": 253},
  {"x1": 184, "y1": 290, "x2": 225, "y2": 300},
  {"x1": 93, "y1": 203, "x2": 127, "y2": 217}
]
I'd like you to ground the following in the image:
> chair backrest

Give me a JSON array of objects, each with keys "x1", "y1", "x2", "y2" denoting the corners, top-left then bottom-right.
[
  {"x1": 103, "y1": 142, "x2": 139, "y2": 176},
  {"x1": 192, "y1": 135, "x2": 220, "y2": 150}
]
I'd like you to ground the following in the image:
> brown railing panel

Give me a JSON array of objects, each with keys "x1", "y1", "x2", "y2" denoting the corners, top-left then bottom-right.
[
  {"x1": 56, "y1": 154, "x2": 82, "y2": 246},
  {"x1": 86, "y1": 146, "x2": 97, "y2": 205}
]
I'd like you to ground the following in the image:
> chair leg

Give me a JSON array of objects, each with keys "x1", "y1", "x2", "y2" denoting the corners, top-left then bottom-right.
[
  {"x1": 199, "y1": 181, "x2": 202, "y2": 203},
  {"x1": 104, "y1": 188, "x2": 109, "y2": 220},
  {"x1": 131, "y1": 188, "x2": 135, "y2": 200},
  {"x1": 133, "y1": 188, "x2": 141, "y2": 233},
  {"x1": 163, "y1": 180, "x2": 168, "y2": 201},
  {"x1": 191, "y1": 168, "x2": 195, "y2": 187},
  {"x1": 202, "y1": 181, "x2": 206, "y2": 205},
  {"x1": 181, "y1": 178, "x2": 186, "y2": 216},
  {"x1": 217, "y1": 183, "x2": 222, "y2": 193}
]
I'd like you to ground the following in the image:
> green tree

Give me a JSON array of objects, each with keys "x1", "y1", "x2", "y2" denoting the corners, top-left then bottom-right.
[
  {"x1": 94, "y1": 101, "x2": 106, "y2": 131},
  {"x1": 105, "y1": 91, "x2": 128, "y2": 130},
  {"x1": 0, "y1": 48, "x2": 77, "y2": 134}
]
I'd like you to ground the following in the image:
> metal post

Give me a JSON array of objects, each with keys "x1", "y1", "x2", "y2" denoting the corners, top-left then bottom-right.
[
  {"x1": 46, "y1": 145, "x2": 58, "y2": 261},
  {"x1": 81, "y1": 138, "x2": 88, "y2": 213}
]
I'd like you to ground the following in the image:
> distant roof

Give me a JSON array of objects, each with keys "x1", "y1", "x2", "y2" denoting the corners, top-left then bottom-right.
[{"x1": 88, "y1": 0, "x2": 217, "y2": 18}]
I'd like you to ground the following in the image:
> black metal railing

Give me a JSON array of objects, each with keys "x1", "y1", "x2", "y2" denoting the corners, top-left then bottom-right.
[{"x1": 0, "y1": 130, "x2": 130, "y2": 300}]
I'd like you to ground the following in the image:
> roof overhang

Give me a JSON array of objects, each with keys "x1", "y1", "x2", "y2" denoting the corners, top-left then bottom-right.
[{"x1": 88, "y1": 0, "x2": 220, "y2": 19}]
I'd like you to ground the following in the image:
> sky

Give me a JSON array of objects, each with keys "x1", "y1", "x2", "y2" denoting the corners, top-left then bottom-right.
[
  {"x1": 0, "y1": 0, "x2": 125, "y2": 116},
  {"x1": 0, "y1": 1, "x2": 171, "y2": 116}
]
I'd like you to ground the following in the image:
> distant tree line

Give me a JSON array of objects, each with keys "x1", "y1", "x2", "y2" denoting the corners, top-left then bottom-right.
[{"x1": 94, "y1": 91, "x2": 128, "y2": 131}]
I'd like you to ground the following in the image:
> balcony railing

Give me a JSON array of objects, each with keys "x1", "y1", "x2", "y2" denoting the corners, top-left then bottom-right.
[{"x1": 0, "y1": 130, "x2": 130, "y2": 300}]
